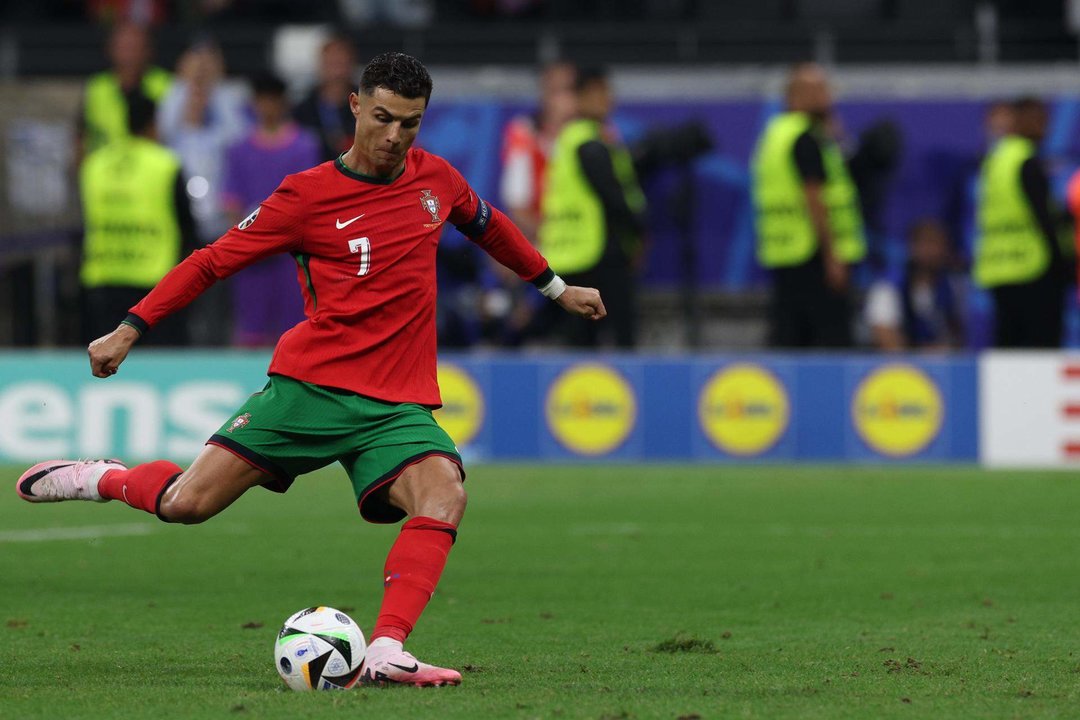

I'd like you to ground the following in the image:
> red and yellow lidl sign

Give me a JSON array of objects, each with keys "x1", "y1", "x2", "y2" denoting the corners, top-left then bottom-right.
[
  {"x1": 546, "y1": 364, "x2": 636, "y2": 455},
  {"x1": 699, "y1": 364, "x2": 790, "y2": 456},
  {"x1": 852, "y1": 364, "x2": 943, "y2": 457}
]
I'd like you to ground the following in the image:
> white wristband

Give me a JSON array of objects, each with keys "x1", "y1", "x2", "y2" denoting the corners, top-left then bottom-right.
[{"x1": 539, "y1": 275, "x2": 567, "y2": 300}]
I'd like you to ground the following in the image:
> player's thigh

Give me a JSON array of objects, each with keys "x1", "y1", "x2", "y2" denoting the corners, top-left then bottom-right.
[
  {"x1": 342, "y1": 402, "x2": 464, "y2": 525},
  {"x1": 160, "y1": 444, "x2": 271, "y2": 522},
  {"x1": 209, "y1": 376, "x2": 351, "y2": 493}
]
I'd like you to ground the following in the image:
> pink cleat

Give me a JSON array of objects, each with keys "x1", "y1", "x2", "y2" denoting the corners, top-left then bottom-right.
[
  {"x1": 16, "y1": 459, "x2": 127, "y2": 503},
  {"x1": 360, "y1": 639, "x2": 462, "y2": 687}
]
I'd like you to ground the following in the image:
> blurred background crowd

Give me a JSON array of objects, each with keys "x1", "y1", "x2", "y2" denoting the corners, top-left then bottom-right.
[{"x1": 2, "y1": 0, "x2": 1080, "y2": 352}]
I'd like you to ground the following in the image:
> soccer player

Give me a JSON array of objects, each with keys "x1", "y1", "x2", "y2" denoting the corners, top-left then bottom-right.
[{"x1": 16, "y1": 53, "x2": 605, "y2": 688}]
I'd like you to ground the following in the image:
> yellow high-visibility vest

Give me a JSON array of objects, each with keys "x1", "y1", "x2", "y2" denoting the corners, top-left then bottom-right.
[
  {"x1": 83, "y1": 67, "x2": 172, "y2": 153},
  {"x1": 538, "y1": 119, "x2": 646, "y2": 274},
  {"x1": 80, "y1": 136, "x2": 183, "y2": 288},
  {"x1": 974, "y1": 135, "x2": 1050, "y2": 287},
  {"x1": 751, "y1": 111, "x2": 865, "y2": 268}
]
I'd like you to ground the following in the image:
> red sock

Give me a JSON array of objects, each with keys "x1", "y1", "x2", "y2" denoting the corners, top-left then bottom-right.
[
  {"x1": 371, "y1": 516, "x2": 458, "y2": 644},
  {"x1": 98, "y1": 460, "x2": 183, "y2": 519}
]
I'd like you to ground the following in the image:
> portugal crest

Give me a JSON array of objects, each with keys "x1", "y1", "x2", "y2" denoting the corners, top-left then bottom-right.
[
  {"x1": 226, "y1": 413, "x2": 252, "y2": 433},
  {"x1": 420, "y1": 189, "x2": 441, "y2": 223}
]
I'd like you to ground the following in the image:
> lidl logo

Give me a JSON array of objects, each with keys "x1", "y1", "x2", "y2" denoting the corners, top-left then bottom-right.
[
  {"x1": 433, "y1": 363, "x2": 484, "y2": 447},
  {"x1": 699, "y1": 364, "x2": 789, "y2": 456},
  {"x1": 852, "y1": 364, "x2": 943, "y2": 457},
  {"x1": 546, "y1": 364, "x2": 636, "y2": 456}
]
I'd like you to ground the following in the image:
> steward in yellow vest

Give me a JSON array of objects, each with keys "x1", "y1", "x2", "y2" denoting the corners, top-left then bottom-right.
[
  {"x1": 750, "y1": 63, "x2": 865, "y2": 348},
  {"x1": 538, "y1": 67, "x2": 646, "y2": 348},
  {"x1": 752, "y1": 112, "x2": 865, "y2": 269},
  {"x1": 80, "y1": 96, "x2": 194, "y2": 346},
  {"x1": 79, "y1": 23, "x2": 172, "y2": 156},
  {"x1": 973, "y1": 97, "x2": 1066, "y2": 348}
]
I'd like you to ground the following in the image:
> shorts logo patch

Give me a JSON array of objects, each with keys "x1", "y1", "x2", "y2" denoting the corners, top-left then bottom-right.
[{"x1": 226, "y1": 412, "x2": 252, "y2": 433}]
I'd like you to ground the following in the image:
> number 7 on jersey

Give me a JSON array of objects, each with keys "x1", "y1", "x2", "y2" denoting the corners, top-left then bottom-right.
[{"x1": 348, "y1": 237, "x2": 371, "y2": 276}]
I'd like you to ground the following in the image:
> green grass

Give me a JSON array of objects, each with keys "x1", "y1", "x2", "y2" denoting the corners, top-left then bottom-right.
[{"x1": 2, "y1": 464, "x2": 1079, "y2": 719}]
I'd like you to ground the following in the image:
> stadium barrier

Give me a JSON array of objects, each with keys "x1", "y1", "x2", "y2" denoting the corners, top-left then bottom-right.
[{"x1": 0, "y1": 351, "x2": 1005, "y2": 466}]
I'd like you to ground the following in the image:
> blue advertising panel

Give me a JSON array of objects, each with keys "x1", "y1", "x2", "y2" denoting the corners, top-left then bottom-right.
[{"x1": 0, "y1": 352, "x2": 979, "y2": 465}]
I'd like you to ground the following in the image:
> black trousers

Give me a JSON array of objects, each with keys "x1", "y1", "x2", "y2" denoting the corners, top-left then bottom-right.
[
  {"x1": 991, "y1": 274, "x2": 1065, "y2": 349},
  {"x1": 82, "y1": 285, "x2": 189, "y2": 347},
  {"x1": 768, "y1": 254, "x2": 853, "y2": 349}
]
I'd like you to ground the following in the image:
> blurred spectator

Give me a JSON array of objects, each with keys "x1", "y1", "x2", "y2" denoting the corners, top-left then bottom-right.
[
  {"x1": 865, "y1": 219, "x2": 964, "y2": 352},
  {"x1": 973, "y1": 97, "x2": 1066, "y2": 348},
  {"x1": 751, "y1": 62, "x2": 866, "y2": 348},
  {"x1": 80, "y1": 96, "x2": 195, "y2": 346},
  {"x1": 223, "y1": 73, "x2": 319, "y2": 347},
  {"x1": 159, "y1": 39, "x2": 248, "y2": 244},
  {"x1": 1067, "y1": 168, "x2": 1080, "y2": 287},
  {"x1": 538, "y1": 66, "x2": 646, "y2": 348},
  {"x1": 88, "y1": 0, "x2": 170, "y2": 25},
  {"x1": 79, "y1": 21, "x2": 172, "y2": 158},
  {"x1": 158, "y1": 38, "x2": 249, "y2": 345},
  {"x1": 501, "y1": 61, "x2": 576, "y2": 238},
  {"x1": 293, "y1": 35, "x2": 359, "y2": 162},
  {"x1": 483, "y1": 61, "x2": 576, "y2": 345},
  {"x1": 984, "y1": 99, "x2": 1015, "y2": 144}
]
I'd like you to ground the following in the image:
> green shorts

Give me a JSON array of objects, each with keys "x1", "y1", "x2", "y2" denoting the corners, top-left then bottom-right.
[{"x1": 208, "y1": 374, "x2": 463, "y2": 524}]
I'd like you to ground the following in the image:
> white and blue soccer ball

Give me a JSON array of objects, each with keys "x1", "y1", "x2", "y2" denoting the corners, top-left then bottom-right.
[{"x1": 274, "y1": 606, "x2": 366, "y2": 691}]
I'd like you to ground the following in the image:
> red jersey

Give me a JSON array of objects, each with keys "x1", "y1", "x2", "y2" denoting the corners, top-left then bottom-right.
[{"x1": 127, "y1": 148, "x2": 553, "y2": 405}]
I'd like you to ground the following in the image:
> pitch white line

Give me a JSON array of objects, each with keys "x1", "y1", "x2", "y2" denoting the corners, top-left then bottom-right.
[{"x1": 0, "y1": 523, "x2": 156, "y2": 543}]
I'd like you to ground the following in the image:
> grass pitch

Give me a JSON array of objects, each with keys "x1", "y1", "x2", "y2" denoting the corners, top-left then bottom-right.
[{"x1": 1, "y1": 464, "x2": 1078, "y2": 719}]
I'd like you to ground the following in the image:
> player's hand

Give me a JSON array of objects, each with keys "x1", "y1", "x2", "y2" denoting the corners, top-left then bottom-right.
[
  {"x1": 88, "y1": 324, "x2": 140, "y2": 378},
  {"x1": 824, "y1": 254, "x2": 849, "y2": 293},
  {"x1": 555, "y1": 285, "x2": 607, "y2": 321}
]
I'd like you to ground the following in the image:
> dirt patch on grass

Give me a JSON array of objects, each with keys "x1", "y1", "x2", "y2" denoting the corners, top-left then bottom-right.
[{"x1": 651, "y1": 636, "x2": 718, "y2": 654}]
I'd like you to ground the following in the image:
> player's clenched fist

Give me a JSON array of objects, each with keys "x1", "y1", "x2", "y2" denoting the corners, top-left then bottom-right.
[
  {"x1": 88, "y1": 324, "x2": 140, "y2": 378},
  {"x1": 555, "y1": 286, "x2": 607, "y2": 321}
]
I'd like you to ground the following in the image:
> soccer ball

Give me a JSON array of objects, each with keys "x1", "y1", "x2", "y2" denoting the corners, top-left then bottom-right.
[{"x1": 274, "y1": 606, "x2": 367, "y2": 691}]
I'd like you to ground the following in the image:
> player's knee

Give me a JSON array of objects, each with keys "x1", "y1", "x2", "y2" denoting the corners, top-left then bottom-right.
[
  {"x1": 157, "y1": 487, "x2": 215, "y2": 525},
  {"x1": 419, "y1": 480, "x2": 466, "y2": 525},
  {"x1": 442, "y1": 478, "x2": 467, "y2": 515}
]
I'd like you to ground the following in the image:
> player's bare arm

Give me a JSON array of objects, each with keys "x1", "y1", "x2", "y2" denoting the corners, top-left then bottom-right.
[{"x1": 88, "y1": 323, "x2": 141, "y2": 378}]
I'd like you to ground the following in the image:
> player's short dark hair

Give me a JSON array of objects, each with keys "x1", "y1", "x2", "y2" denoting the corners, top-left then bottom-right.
[
  {"x1": 126, "y1": 94, "x2": 157, "y2": 136},
  {"x1": 250, "y1": 72, "x2": 287, "y2": 98},
  {"x1": 574, "y1": 65, "x2": 608, "y2": 93},
  {"x1": 359, "y1": 52, "x2": 433, "y2": 103}
]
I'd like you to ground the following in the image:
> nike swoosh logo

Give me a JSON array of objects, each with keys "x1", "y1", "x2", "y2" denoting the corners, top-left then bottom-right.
[
  {"x1": 388, "y1": 662, "x2": 419, "y2": 673},
  {"x1": 336, "y1": 214, "x2": 365, "y2": 229},
  {"x1": 19, "y1": 463, "x2": 76, "y2": 496}
]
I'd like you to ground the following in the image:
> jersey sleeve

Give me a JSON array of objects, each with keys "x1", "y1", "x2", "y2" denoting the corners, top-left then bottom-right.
[
  {"x1": 445, "y1": 161, "x2": 551, "y2": 285},
  {"x1": 125, "y1": 174, "x2": 307, "y2": 332}
]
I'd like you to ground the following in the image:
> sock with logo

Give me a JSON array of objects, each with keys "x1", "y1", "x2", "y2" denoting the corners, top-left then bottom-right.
[
  {"x1": 98, "y1": 460, "x2": 183, "y2": 519},
  {"x1": 370, "y1": 516, "x2": 458, "y2": 643}
]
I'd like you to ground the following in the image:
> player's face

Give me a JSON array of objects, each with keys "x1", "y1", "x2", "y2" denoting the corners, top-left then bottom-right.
[{"x1": 350, "y1": 87, "x2": 426, "y2": 176}]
